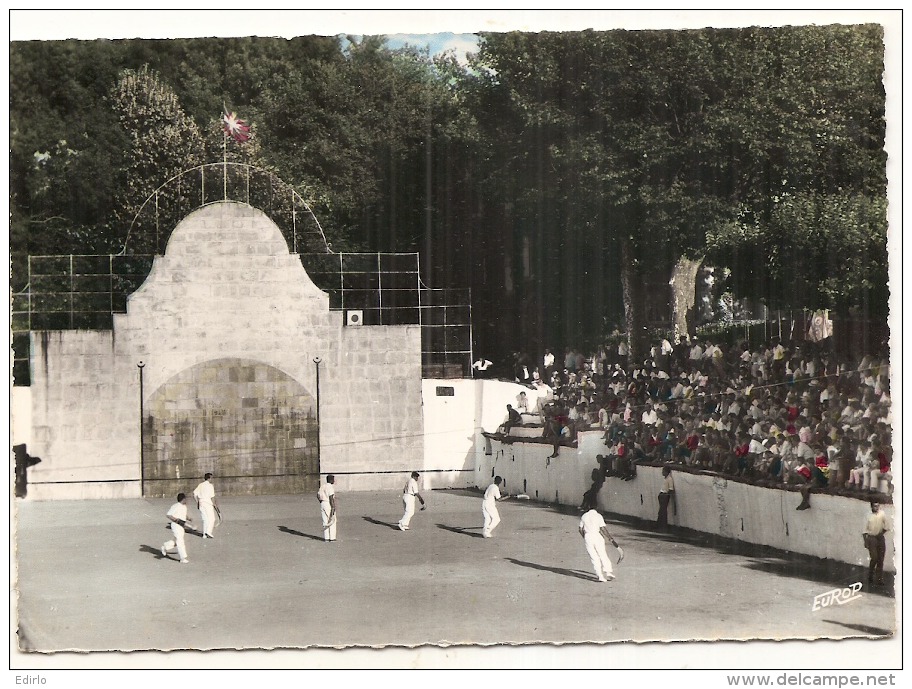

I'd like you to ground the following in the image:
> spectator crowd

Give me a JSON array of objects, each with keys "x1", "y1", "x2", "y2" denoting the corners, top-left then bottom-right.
[{"x1": 497, "y1": 334, "x2": 893, "y2": 505}]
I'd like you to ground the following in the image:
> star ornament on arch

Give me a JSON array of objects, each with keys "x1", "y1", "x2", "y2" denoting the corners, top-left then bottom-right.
[{"x1": 222, "y1": 109, "x2": 251, "y2": 143}]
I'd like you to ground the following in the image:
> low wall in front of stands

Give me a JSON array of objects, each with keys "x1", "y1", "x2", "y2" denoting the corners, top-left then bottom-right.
[{"x1": 476, "y1": 431, "x2": 895, "y2": 571}]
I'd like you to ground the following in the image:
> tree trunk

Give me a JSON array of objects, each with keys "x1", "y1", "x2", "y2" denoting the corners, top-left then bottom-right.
[
  {"x1": 670, "y1": 255, "x2": 702, "y2": 340},
  {"x1": 620, "y1": 236, "x2": 645, "y2": 363}
]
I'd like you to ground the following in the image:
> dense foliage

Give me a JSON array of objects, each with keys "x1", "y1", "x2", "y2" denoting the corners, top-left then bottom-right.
[{"x1": 9, "y1": 25, "x2": 888, "y2": 362}]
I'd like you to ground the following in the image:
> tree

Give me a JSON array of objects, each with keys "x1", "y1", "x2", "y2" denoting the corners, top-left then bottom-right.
[
  {"x1": 109, "y1": 65, "x2": 206, "y2": 252},
  {"x1": 260, "y1": 36, "x2": 454, "y2": 253},
  {"x1": 465, "y1": 25, "x2": 887, "y2": 360},
  {"x1": 9, "y1": 40, "x2": 131, "y2": 287}
]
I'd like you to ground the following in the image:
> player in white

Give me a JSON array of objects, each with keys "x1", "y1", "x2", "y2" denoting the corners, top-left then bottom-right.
[
  {"x1": 398, "y1": 471, "x2": 426, "y2": 531},
  {"x1": 193, "y1": 473, "x2": 219, "y2": 539},
  {"x1": 579, "y1": 507, "x2": 624, "y2": 582},
  {"x1": 318, "y1": 474, "x2": 337, "y2": 542},
  {"x1": 162, "y1": 493, "x2": 192, "y2": 564},
  {"x1": 482, "y1": 476, "x2": 512, "y2": 538}
]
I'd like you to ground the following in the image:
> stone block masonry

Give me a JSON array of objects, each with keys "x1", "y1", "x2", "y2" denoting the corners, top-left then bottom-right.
[{"x1": 26, "y1": 202, "x2": 423, "y2": 499}]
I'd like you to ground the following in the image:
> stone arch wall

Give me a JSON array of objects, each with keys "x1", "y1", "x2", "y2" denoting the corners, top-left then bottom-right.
[{"x1": 143, "y1": 357, "x2": 318, "y2": 498}]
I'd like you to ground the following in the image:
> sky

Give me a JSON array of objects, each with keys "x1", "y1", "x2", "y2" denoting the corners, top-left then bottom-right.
[{"x1": 385, "y1": 33, "x2": 480, "y2": 65}]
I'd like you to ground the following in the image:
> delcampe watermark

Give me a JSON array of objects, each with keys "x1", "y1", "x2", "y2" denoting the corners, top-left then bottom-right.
[{"x1": 811, "y1": 582, "x2": 863, "y2": 611}]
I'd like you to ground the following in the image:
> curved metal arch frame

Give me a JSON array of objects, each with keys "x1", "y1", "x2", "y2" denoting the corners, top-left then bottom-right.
[{"x1": 120, "y1": 162, "x2": 333, "y2": 256}]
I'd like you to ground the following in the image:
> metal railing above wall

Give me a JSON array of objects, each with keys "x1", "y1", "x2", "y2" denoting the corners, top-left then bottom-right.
[
  {"x1": 12, "y1": 252, "x2": 473, "y2": 384},
  {"x1": 12, "y1": 162, "x2": 473, "y2": 384}
]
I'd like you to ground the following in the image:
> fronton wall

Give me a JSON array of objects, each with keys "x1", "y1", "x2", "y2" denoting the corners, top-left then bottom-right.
[{"x1": 26, "y1": 202, "x2": 423, "y2": 498}]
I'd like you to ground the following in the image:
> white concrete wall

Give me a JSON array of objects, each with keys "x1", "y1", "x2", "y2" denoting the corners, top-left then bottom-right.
[
  {"x1": 11, "y1": 386, "x2": 31, "y2": 447},
  {"x1": 479, "y1": 436, "x2": 896, "y2": 570},
  {"x1": 420, "y1": 379, "x2": 477, "y2": 490},
  {"x1": 419, "y1": 379, "x2": 553, "y2": 490}
]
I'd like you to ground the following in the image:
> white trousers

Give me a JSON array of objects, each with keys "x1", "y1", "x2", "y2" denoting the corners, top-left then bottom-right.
[
  {"x1": 321, "y1": 501, "x2": 337, "y2": 541},
  {"x1": 865, "y1": 468, "x2": 890, "y2": 492},
  {"x1": 163, "y1": 524, "x2": 187, "y2": 561},
  {"x1": 482, "y1": 503, "x2": 501, "y2": 537},
  {"x1": 399, "y1": 494, "x2": 416, "y2": 529},
  {"x1": 849, "y1": 468, "x2": 865, "y2": 487},
  {"x1": 199, "y1": 503, "x2": 216, "y2": 536},
  {"x1": 584, "y1": 534, "x2": 613, "y2": 581}
]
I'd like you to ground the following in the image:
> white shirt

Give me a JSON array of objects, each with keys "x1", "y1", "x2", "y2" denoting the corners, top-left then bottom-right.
[
  {"x1": 318, "y1": 482, "x2": 335, "y2": 503},
  {"x1": 403, "y1": 477, "x2": 419, "y2": 496},
  {"x1": 579, "y1": 509, "x2": 606, "y2": 537},
  {"x1": 167, "y1": 501, "x2": 188, "y2": 524},
  {"x1": 483, "y1": 483, "x2": 501, "y2": 506},
  {"x1": 864, "y1": 510, "x2": 890, "y2": 536},
  {"x1": 193, "y1": 480, "x2": 215, "y2": 506},
  {"x1": 796, "y1": 442, "x2": 816, "y2": 461},
  {"x1": 543, "y1": 352, "x2": 555, "y2": 368}
]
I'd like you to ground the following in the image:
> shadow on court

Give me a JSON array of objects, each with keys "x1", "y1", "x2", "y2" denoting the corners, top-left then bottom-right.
[
  {"x1": 14, "y1": 491, "x2": 898, "y2": 652},
  {"x1": 614, "y1": 518, "x2": 893, "y2": 599},
  {"x1": 505, "y1": 557, "x2": 595, "y2": 581},
  {"x1": 138, "y1": 544, "x2": 167, "y2": 560},
  {"x1": 822, "y1": 619, "x2": 893, "y2": 637},
  {"x1": 362, "y1": 516, "x2": 401, "y2": 531},
  {"x1": 743, "y1": 558, "x2": 893, "y2": 598},
  {"x1": 436, "y1": 523, "x2": 484, "y2": 538},
  {"x1": 277, "y1": 525, "x2": 323, "y2": 541}
]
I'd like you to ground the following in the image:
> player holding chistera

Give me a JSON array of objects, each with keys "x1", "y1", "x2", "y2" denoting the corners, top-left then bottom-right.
[
  {"x1": 193, "y1": 473, "x2": 219, "y2": 539},
  {"x1": 398, "y1": 471, "x2": 426, "y2": 531},
  {"x1": 579, "y1": 507, "x2": 624, "y2": 582},
  {"x1": 482, "y1": 476, "x2": 512, "y2": 538},
  {"x1": 318, "y1": 474, "x2": 337, "y2": 542},
  {"x1": 161, "y1": 493, "x2": 192, "y2": 564}
]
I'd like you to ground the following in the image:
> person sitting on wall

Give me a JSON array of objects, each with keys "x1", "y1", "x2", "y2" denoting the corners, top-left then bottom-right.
[
  {"x1": 516, "y1": 390, "x2": 530, "y2": 414},
  {"x1": 514, "y1": 354, "x2": 532, "y2": 384},
  {"x1": 865, "y1": 443, "x2": 892, "y2": 494},
  {"x1": 733, "y1": 434, "x2": 751, "y2": 476},
  {"x1": 472, "y1": 356, "x2": 494, "y2": 378},
  {"x1": 500, "y1": 404, "x2": 522, "y2": 435}
]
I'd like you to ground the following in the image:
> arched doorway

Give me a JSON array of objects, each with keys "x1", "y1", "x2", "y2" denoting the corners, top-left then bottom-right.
[{"x1": 142, "y1": 358, "x2": 318, "y2": 497}]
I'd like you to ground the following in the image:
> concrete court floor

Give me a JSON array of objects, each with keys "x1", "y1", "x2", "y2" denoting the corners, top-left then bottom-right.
[{"x1": 12, "y1": 487, "x2": 897, "y2": 655}]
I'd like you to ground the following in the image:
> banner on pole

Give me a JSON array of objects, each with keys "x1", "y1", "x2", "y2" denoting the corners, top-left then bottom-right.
[{"x1": 807, "y1": 309, "x2": 834, "y2": 342}]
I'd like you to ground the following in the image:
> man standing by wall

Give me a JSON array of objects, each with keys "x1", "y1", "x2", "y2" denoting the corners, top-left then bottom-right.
[
  {"x1": 161, "y1": 493, "x2": 192, "y2": 564},
  {"x1": 579, "y1": 507, "x2": 624, "y2": 582},
  {"x1": 398, "y1": 471, "x2": 426, "y2": 531},
  {"x1": 658, "y1": 465, "x2": 675, "y2": 529},
  {"x1": 318, "y1": 474, "x2": 337, "y2": 542},
  {"x1": 193, "y1": 473, "x2": 219, "y2": 539},
  {"x1": 863, "y1": 501, "x2": 890, "y2": 586}
]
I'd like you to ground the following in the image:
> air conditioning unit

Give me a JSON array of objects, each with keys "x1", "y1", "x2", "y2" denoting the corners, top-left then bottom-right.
[{"x1": 345, "y1": 310, "x2": 363, "y2": 326}]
